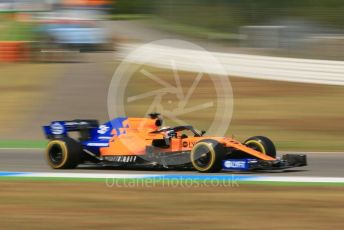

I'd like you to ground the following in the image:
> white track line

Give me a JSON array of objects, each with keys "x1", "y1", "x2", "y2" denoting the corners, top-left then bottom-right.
[
  {"x1": 253, "y1": 176, "x2": 344, "y2": 183},
  {"x1": 1, "y1": 172, "x2": 344, "y2": 183}
]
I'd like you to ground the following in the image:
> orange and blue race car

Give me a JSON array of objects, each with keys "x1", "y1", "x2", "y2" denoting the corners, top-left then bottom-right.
[{"x1": 43, "y1": 113, "x2": 307, "y2": 173}]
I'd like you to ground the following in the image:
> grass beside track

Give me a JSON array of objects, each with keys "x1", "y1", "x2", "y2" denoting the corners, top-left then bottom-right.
[
  {"x1": 0, "y1": 181, "x2": 343, "y2": 229},
  {"x1": 0, "y1": 140, "x2": 46, "y2": 148}
]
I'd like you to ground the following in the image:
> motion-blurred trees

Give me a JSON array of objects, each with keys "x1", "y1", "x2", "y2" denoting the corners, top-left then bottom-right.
[
  {"x1": 111, "y1": 0, "x2": 156, "y2": 14},
  {"x1": 112, "y1": 0, "x2": 344, "y2": 31}
]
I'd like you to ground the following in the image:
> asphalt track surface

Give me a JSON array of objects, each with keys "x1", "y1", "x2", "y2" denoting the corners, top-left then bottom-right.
[{"x1": 0, "y1": 149, "x2": 343, "y2": 177}]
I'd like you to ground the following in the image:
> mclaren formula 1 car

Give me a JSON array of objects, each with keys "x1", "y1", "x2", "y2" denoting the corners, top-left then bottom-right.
[{"x1": 43, "y1": 114, "x2": 307, "y2": 173}]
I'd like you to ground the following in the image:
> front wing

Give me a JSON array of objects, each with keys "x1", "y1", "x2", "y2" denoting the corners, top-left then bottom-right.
[{"x1": 223, "y1": 154, "x2": 307, "y2": 171}]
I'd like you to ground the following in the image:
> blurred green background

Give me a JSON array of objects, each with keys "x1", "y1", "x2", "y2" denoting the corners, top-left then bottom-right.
[{"x1": 112, "y1": 0, "x2": 344, "y2": 31}]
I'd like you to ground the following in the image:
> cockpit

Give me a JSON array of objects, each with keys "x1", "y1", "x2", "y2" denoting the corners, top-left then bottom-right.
[{"x1": 150, "y1": 125, "x2": 205, "y2": 148}]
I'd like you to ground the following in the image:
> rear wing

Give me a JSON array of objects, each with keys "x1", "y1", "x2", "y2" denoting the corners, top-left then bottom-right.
[{"x1": 43, "y1": 120, "x2": 99, "y2": 140}]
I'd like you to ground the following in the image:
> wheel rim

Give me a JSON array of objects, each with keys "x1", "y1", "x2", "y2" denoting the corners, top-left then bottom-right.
[
  {"x1": 49, "y1": 144, "x2": 65, "y2": 165},
  {"x1": 245, "y1": 140, "x2": 266, "y2": 154},
  {"x1": 193, "y1": 145, "x2": 213, "y2": 169}
]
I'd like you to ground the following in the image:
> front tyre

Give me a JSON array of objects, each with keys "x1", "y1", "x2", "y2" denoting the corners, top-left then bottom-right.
[
  {"x1": 244, "y1": 136, "x2": 276, "y2": 158},
  {"x1": 190, "y1": 140, "x2": 226, "y2": 173},
  {"x1": 45, "y1": 138, "x2": 83, "y2": 169}
]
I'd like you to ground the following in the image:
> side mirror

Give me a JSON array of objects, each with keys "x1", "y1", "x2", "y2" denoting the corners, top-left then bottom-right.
[{"x1": 201, "y1": 130, "x2": 206, "y2": 136}]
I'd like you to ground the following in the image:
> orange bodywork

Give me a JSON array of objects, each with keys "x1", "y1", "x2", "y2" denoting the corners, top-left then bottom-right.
[{"x1": 100, "y1": 117, "x2": 275, "y2": 161}]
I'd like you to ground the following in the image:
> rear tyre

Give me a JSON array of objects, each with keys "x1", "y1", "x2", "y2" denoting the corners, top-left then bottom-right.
[
  {"x1": 45, "y1": 137, "x2": 83, "y2": 169},
  {"x1": 190, "y1": 139, "x2": 226, "y2": 173},
  {"x1": 244, "y1": 136, "x2": 276, "y2": 158}
]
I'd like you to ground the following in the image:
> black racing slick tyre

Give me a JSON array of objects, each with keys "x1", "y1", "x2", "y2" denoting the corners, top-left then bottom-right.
[
  {"x1": 190, "y1": 139, "x2": 226, "y2": 173},
  {"x1": 45, "y1": 138, "x2": 83, "y2": 169},
  {"x1": 244, "y1": 136, "x2": 276, "y2": 158}
]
